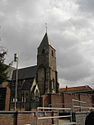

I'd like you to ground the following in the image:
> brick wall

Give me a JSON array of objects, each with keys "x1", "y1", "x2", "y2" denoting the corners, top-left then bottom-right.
[
  {"x1": 0, "y1": 112, "x2": 15, "y2": 125},
  {"x1": 5, "y1": 87, "x2": 10, "y2": 111},
  {"x1": 0, "y1": 87, "x2": 10, "y2": 111},
  {"x1": 0, "y1": 111, "x2": 90, "y2": 125},
  {"x1": 63, "y1": 92, "x2": 93, "y2": 112},
  {"x1": 41, "y1": 94, "x2": 51, "y2": 107},
  {"x1": 63, "y1": 93, "x2": 79, "y2": 108},
  {"x1": 80, "y1": 93, "x2": 92, "y2": 107},
  {"x1": 0, "y1": 111, "x2": 57, "y2": 125},
  {"x1": 41, "y1": 94, "x2": 63, "y2": 107},
  {"x1": 51, "y1": 94, "x2": 63, "y2": 107},
  {"x1": 41, "y1": 93, "x2": 93, "y2": 110}
]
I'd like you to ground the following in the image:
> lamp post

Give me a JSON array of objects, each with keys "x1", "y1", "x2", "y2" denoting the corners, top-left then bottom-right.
[{"x1": 14, "y1": 53, "x2": 18, "y2": 111}]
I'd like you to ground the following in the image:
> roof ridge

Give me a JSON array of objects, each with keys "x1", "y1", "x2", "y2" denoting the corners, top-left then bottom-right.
[{"x1": 18, "y1": 65, "x2": 37, "y2": 70}]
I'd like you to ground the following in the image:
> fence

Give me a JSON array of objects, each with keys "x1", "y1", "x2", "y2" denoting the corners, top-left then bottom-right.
[
  {"x1": 0, "y1": 99, "x2": 94, "y2": 125},
  {"x1": 36, "y1": 107, "x2": 76, "y2": 125},
  {"x1": 72, "y1": 99, "x2": 94, "y2": 112},
  {"x1": 71, "y1": 99, "x2": 94, "y2": 125},
  {"x1": 36, "y1": 99, "x2": 94, "y2": 125}
]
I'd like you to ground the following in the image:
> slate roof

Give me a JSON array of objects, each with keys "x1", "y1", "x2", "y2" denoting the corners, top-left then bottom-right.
[
  {"x1": 12, "y1": 65, "x2": 37, "y2": 81},
  {"x1": 40, "y1": 33, "x2": 50, "y2": 46}
]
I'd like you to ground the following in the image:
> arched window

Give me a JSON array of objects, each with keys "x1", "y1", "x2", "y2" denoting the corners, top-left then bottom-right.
[
  {"x1": 52, "y1": 50, "x2": 54, "y2": 56},
  {"x1": 52, "y1": 79, "x2": 54, "y2": 89}
]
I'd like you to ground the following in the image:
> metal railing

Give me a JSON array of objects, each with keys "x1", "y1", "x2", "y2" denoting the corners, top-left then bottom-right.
[
  {"x1": 36, "y1": 107, "x2": 76, "y2": 125},
  {"x1": 72, "y1": 99, "x2": 94, "y2": 112},
  {"x1": 36, "y1": 99, "x2": 94, "y2": 125}
]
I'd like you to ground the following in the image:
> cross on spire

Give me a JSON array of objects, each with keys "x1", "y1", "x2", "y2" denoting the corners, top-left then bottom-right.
[{"x1": 45, "y1": 23, "x2": 47, "y2": 33}]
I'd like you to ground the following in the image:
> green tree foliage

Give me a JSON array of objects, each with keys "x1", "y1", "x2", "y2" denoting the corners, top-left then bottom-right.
[{"x1": 0, "y1": 49, "x2": 8, "y2": 83}]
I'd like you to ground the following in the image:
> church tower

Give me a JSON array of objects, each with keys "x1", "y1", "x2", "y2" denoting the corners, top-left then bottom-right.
[{"x1": 37, "y1": 33, "x2": 59, "y2": 95}]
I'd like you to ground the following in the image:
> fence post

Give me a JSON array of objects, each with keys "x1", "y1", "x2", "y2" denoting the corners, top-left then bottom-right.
[
  {"x1": 57, "y1": 111, "x2": 59, "y2": 125},
  {"x1": 36, "y1": 109, "x2": 38, "y2": 125},
  {"x1": 14, "y1": 111, "x2": 18, "y2": 125},
  {"x1": 70, "y1": 109, "x2": 72, "y2": 122},
  {"x1": 72, "y1": 99, "x2": 74, "y2": 112}
]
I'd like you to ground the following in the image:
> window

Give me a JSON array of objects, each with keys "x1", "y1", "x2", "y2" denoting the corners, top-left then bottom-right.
[
  {"x1": 42, "y1": 49, "x2": 45, "y2": 54},
  {"x1": 12, "y1": 98, "x2": 17, "y2": 102},
  {"x1": 52, "y1": 50, "x2": 54, "y2": 56},
  {"x1": 22, "y1": 97, "x2": 26, "y2": 102}
]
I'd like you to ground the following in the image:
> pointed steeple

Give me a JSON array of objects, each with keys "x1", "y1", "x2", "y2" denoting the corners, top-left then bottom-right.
[
  {"x1": 42, "y1": 33, "x2": 48, "y2": 43},
  {"x1": 42, "y1": 32, "x2": 50, "y2": 44},
  {"x1": 37, "y1": 32, "x2": 58, "y2": 95},
  {"x1": 38, "y1": 33, "x2": 51, "y2": 49}
]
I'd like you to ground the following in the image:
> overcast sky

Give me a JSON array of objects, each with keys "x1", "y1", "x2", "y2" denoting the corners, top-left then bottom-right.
[{"x1": 0, "y1": 0, "x2": 94, "y2": 88}]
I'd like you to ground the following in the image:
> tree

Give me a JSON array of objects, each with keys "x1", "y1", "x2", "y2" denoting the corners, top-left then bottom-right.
[{"x1": 0, "y1": 48, "x2": 8, "y2": 83}]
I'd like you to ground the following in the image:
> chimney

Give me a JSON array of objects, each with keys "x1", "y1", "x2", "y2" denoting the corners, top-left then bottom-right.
[{"x1": 66, "y1": 85, "x2": 68, "y2": 91}]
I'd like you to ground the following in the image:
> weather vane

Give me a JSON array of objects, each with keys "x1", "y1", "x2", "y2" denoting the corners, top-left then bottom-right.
[{"x1": 45, "y1": 23, "x2": 47, "y2": 33}]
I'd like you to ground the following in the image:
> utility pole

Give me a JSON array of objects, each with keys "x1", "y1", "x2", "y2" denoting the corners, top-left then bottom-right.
[{"x1": 14, "y1": 53, "x2": 18, "y2": 111}]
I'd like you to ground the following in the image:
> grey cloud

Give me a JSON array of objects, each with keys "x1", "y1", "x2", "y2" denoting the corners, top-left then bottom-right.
[
  {"x1": 69, "y1": 18, "x2": 91, "y2": 30},
  {"x1": 2, "y1": 24, "x2": 41, "y2": 67},
  {"x1": 64, "y1": 62, "x2": 91, "y2": 81},
  {"x1": 0, "y1": 0, "x2": 94, "y2": 88},
  {"x1": 58, "y1": 59, "x2": 91, "y2": 82},
  {"x1": 57, "y1": 47, "x2": 83, "y2": 68},
  {"x1": 77, "y1": 0, "x2": 94, "y2": 15}
]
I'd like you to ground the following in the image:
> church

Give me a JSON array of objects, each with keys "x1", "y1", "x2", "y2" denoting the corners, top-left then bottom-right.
[
  {"x1": 0, "y1": 31, "x2": 94, "y2": 111},
  {"x1": 10, "y1": 32, "x2": 59, "y2": 110}
]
